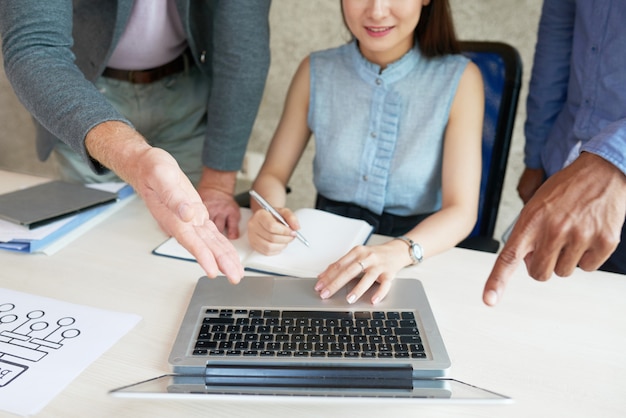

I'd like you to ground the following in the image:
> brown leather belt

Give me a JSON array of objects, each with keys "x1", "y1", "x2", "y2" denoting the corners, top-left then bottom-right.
[{"x1": 102, "y1": 48, "x2": 191, "y2": 84}]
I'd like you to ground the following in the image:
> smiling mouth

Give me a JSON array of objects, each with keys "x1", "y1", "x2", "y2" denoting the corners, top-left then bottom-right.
[{"x1": 366, "y1": 26, "x2": 393, "y2": 34}]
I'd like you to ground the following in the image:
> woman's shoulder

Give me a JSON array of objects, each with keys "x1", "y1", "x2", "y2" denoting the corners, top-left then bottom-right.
[
  {"x1": 309, "y1": 43, "x2": 356, "y2": 78},
  {"x1": 426, "y1": 52, "x2": 470, "y2": 68},
  {"x1": 414, "y1": 52, "x2": 470, "y2": 81},
  {"x1": 310, "y1": 42, "x2": 354, "y2": 62}
]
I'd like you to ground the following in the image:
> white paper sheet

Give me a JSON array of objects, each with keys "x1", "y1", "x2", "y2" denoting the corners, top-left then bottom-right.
[{"x1": 0, "y1": 288, "x2": 141, "y2": 416}]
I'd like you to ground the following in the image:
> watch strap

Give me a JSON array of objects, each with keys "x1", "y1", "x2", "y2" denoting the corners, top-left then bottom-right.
[{"x1": 395, "y1": 235, "x2": 423, "y2": 265}]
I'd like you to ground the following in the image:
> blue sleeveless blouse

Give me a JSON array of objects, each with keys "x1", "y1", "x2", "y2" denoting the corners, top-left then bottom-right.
[{"x1": 309, "y1": 41, "x2": 468, "y2": 216}]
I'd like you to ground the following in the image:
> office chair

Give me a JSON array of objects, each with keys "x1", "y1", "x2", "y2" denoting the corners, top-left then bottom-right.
[
  {"x1": 236, "y1": 41, "x2": 522, "y2": 254},
  {"x1": 455, "y1": 41, "x2": 522, "y2": 253}
]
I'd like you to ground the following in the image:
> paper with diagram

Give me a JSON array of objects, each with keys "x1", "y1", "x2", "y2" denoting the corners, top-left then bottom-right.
[{"x1": 0, "y1": 288, "x2": 140, "y2": 416}]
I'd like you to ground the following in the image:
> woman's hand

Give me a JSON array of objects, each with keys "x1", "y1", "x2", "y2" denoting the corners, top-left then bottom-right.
[
  {"x1": 315, "y1": 239, "x2": 410, "y2": 304},
  {"x1": 247, "y1": 207, "x2": 301, "y2": 255}
]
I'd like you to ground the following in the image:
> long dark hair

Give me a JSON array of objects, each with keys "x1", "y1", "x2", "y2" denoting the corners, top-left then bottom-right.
[
  {"x1": 341, "y1": 0, "x2": 460, "y2": 58},
  {"x1": 416, "y1": 0, "x2": 460, "y2": 57}
]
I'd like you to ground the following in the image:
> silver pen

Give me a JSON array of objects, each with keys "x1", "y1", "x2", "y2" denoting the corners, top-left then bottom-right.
[{"x1": 249, "y1": 190, "x2": 310, "y2": 247}]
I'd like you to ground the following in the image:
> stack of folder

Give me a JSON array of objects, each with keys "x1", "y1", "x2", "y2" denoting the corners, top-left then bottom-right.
[{"x1": 0, "y1": 181, "x2": 135, "y2": 254}]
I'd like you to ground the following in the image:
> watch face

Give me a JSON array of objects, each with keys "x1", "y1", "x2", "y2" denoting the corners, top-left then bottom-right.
[{"x1": 411, "y1": 243, "x2": 423, "y2": 262}]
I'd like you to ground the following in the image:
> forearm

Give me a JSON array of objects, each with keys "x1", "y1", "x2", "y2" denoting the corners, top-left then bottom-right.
[
  {"x1": 397, "y1": 205, "x2": 477, "y2": 261},
  {"x1": 84, "y1": 121, "x2": 151, "y2": 185},
  {"x1": 250, "y1": 173, "x2": 289, "y2": 212},
  {"x1": 197, "y1": 167, "x2": 238, "y2": 196}
]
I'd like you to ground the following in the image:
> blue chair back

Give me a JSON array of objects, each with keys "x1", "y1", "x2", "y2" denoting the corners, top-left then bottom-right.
[{"x1": 457, "y1": 41, "x2": 522, "y2": 252}]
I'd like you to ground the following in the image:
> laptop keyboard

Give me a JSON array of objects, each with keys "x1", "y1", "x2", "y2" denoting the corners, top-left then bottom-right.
[{"x1": 192, "y1": 308, "x2": 426, "y2": 359}]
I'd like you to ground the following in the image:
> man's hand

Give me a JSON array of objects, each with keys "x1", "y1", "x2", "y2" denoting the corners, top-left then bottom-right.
[
  {"x1": 196, "y1": 167, "x2": 241, "y2": 239},
  {"x1": 483, "y1": 153, "x2": 626, "y2": 306},
  {"x1": 85, "y1": 122, "x2": 244, "y2": 283},
  {"x1": 517, "y1": 167, "x2": 545, "y2": 204}
]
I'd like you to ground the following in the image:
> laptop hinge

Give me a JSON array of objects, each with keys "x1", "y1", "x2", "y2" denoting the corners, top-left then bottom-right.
[{"x1": 204, "y1": 364, "x2": 413, "y2": 390}]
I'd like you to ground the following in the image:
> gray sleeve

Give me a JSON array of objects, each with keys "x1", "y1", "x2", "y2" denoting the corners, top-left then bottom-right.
[
  {"x1": 0, "y1": 0, "x2": 131, "y2": 173},
  {"x1": 200, "y1": 0, "x2": 272, "y2": 171}
]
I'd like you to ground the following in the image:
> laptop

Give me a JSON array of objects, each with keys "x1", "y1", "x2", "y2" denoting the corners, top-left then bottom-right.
[
  {"x1": 0, "y1": 180, "x2": 117, "y2": 229},
  {"x1": 111, "y1": 275, "x2": 510, "y2": 403}
]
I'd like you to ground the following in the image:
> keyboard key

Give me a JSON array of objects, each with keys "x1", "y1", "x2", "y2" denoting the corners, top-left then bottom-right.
[
  {"x1": 372, "y1": 312, "x2": 386, "y2": 320},
  {"x1": 282, "y1": 343, "x2": 297, "y2": 351},
  {"x1": 195, "y1": 341, "x2": 217, "y2": 349},
  {"x1": 266, "y1": 342, "x2": 280, "y2": 351},
  {"x1": 401, "y1": 311, "x2": 415, "y2": 319},
  {"x1": 263, "y1": 310, "x2": 280, "y2": 318},
  {"x1": 204, "y1": 317, "x2": 234, "y2": 325},
  {"x1": 387, "y1": 312, "x2": 400, "y2": 320},
  {"x1": 394, "y1": 327, "x2": 420, "y2": 335},
  {"x1": 400, "y1": 335, "x2": 422, "y2": 344},
  {"x1": 354, "y1": 311, "x2": 371, "y2": 319}
]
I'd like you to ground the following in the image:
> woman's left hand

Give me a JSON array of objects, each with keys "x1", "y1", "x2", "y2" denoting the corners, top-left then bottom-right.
[{"x1": 315, "y1": 240, "x2": 410, "y2": 304}]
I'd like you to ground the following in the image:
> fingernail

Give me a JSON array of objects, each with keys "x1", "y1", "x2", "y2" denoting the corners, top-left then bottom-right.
[
  {"x1": 371, "y1": 296, "x2": 380, "y2": 305},
  {"x1": 347, "y1": 294, "x2": 356, "y2": 304},
  {"x1": 314, "y1": 282, "x2": 323, "y2": 291},
  {"x1": 485, "y1": 290, "x2": 498, "y2": 306},
  {"x1": 320, "y1": 289, "x2": 330, "y2": 299}
]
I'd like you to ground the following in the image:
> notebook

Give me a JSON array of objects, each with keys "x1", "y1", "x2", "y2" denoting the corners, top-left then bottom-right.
[
  {"x1": 0, "y1": 180, "x2": 117, "y2": 229},
  {"x1": 153, "y1": 208, "x2": 374, "y2": 277},
  {"x1": 110, "y1": 276, "x2": 511, "y2": 403}
]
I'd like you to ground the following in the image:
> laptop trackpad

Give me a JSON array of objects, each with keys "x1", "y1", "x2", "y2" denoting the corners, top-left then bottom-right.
[{"x1": 271, "y1": 276, "x2": 349, "y2": 308}]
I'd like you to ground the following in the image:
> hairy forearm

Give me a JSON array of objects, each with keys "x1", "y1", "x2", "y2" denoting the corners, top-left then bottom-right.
[
  {"x1": 84, "y1": 121, "x2": 152, "y2": 184},
  {"x1": 198, "y1": 167, "x2": 238, "y2": 196}
]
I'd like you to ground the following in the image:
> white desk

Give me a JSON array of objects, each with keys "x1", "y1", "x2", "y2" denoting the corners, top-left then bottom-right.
[{"x1": 1, "y1": 171, "x2": 625, "y2": 418}]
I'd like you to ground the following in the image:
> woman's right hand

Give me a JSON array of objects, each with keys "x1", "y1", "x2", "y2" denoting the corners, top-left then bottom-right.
[{"x1": 247, "y1": 207, "x2": 301, "y2": 255}]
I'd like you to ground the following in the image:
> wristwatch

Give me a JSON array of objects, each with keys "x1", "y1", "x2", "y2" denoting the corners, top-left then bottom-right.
[{"x1": 395, "y1": 235, "x2": 423, "y2": 265}]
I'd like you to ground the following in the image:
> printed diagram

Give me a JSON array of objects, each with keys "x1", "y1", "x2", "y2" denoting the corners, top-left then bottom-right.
[{"x1": 0, "y1": 302, "x2": 81, "y2": 387}]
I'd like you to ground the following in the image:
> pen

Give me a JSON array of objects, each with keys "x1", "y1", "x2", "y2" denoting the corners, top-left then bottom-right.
[{"x1": 249, "y1": 190, "x2": 310, "y2": 247}]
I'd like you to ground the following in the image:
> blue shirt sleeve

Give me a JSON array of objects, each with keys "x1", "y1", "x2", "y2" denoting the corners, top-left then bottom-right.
[
  {"x1": 582, "y1": 119, "x2": 626, "y2": 177},
  {"x1": 523, "y1": 0, "x2": 576, "y2": 169}
]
